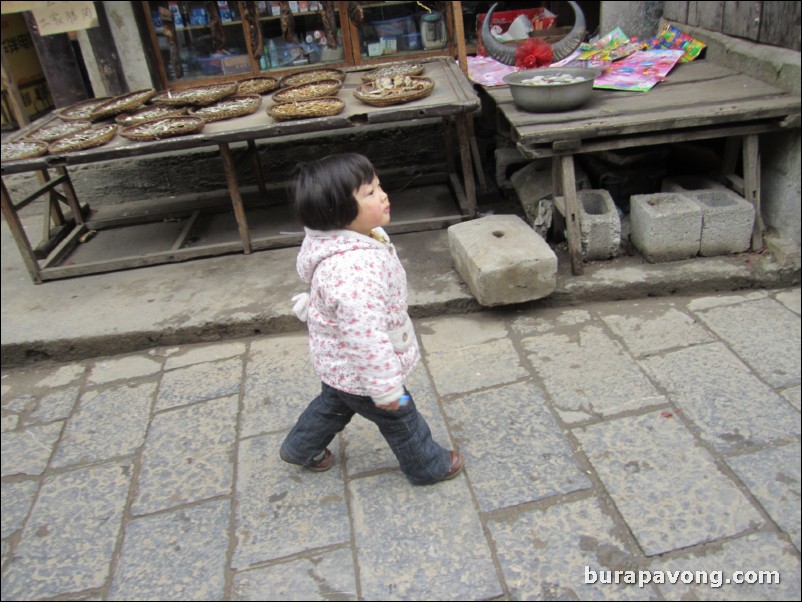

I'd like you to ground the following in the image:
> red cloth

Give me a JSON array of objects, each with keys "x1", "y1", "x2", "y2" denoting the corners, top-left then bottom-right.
[{"x1": 515, "y1": 38, "x2": 554, "y2": 69}]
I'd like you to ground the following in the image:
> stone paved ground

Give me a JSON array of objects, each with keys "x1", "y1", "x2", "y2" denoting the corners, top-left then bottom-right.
[{"x1": 2, "y1": 288, "x2": 800, "y2": 601}]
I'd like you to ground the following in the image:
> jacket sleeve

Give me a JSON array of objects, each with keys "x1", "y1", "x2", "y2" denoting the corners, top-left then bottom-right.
[{"x1": 327, "y1": 251, "x2": 405, "y2": 405}]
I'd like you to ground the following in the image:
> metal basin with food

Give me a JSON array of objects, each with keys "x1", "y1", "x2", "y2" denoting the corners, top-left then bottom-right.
[{"x1": 503, "y1": 67, "x2": 600, "y2": 112}]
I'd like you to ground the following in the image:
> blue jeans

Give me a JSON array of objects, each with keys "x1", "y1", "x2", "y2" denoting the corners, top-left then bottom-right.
[{"x1": 280, "y1": 382, "x2": 452, "y2": 485}]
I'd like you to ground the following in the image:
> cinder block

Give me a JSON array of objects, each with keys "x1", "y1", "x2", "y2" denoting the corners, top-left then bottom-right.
[
  {"x1": 662, "y1": 175, "x2": 728, "y2": 193},
  {"x1": 630, "y1": 192, "x2": 702, "y2": 263},
  {"x1": 448, "y1": 215, "x2": 556, "y2": 307},
  {"x1": 685, "y1": 189, "x2": 755, "y2": 255},
  {"x1": 495, "y1": 147, "x2": 530, "y2": 190},
  {"x1": 554, "y1": 189, "x2": 620, "y2": 260}
]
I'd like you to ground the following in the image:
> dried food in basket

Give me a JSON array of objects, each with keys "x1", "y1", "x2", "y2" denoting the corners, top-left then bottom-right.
[
  {"x1": 89, "y1": 89, "x2": 157, "y2": 121},
  {"x1": 361, "y1": 62, "x2": 425, "y2": 82},
  {"x1": 57, "y1": 97, "x2": 112, "y2": 121},
  {"x1": 266, "y1": 98, "x2": 345, "y2": 121},
  {"x1": 151, "y1": 83, "x2": 238, "y2": 106},
  {"x1": 279, "y1": 68, "x2": 345, "y2": 87},
  {"x1": 47, "y1": 124, "x2": 118, "y2": 154},
  {"x1": 26, "y1": 120, "x2": 92, "y2": 142},
  {"x1": 272, "y1": 79, "x2": 342, "y2": 104},
  {"x1": 188, "y1": 95, "x2": 262, "y2": 122},
  {"x1": 237, "y1": 76, "x2": 280, "y2": 95},
  {"x1": 116, "y1": 105, "x2": 188, "y2": 126},
  {"x1": 2, "y1": 140, "x2": 49, "y2": 161},
  {"x1": 353, "y1": 76, "x2": 434, "y2": 107},
  {"x1": 119, "y1": 116, "x2": 205, "y2": 141}
]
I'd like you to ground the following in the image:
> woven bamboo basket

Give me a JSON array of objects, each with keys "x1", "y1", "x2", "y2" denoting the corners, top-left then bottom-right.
[
  {"x1": 89, "y1": 89, "x2": 157, "y2": 121},
  {"x1": 188, "y1": 95, "x2": 262, "y2": 122},
  {"x1": 279, "y1": 68, "x2": 345, "y2": 87},
  {"x1": 119, "y1": 116, "x2": 205, "y2": 141},
  {"x1": 151, "y1": 83, "x2": 238, "y2": 106},
  {"x1": 47, "y1": 124, "x2": 118, "y2": 154},
  {"x1": 361, "y1": 62, "x2": 425, "y2": 82},
  {"x1": 237, "y1": 76, "x2": 280, "y2": 95},
  {"x1": 26, "y1": 120, "x2": 92, "y2": 142},
  {"x1": 266, "y1": 97, "x2": 345, "y2": 121},
  {"x1": 272, "y1": 79, "x2": 342, "y2": 104},
  {"x1": 116, "y1": 105, "x2": 188, "y2": 126},
  {"x1": 57, "y1": 97, "x2": 112, "y2": 122},
  {"x1": 353, "y1": 76, "x2": 434, "y2": 107},
  {"x1": 2, "y1": 140, "x2": 49, "y2": 161}
]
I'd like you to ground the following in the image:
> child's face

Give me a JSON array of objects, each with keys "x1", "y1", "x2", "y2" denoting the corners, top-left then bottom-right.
[{"x1": 346, "y1": 175, "x2": 390, "y2": 236}]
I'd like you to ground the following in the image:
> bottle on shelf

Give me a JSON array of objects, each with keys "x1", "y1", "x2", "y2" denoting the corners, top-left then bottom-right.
[{"x1": 267, "y1": 38, "x2": 279, "y2": 67}]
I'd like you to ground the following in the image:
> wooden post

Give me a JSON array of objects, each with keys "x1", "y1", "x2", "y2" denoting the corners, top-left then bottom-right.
[{"x1": 86, "y1": 1, "x2": 129, "y2": 95}]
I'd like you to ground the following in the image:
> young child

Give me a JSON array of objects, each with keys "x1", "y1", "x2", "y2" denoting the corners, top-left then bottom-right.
[{"x1": 280, "y1": 153, "x2": 464, "y2": 485}]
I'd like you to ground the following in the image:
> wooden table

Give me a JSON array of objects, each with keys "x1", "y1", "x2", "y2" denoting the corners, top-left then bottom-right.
[
  {"x1": 481, "y1": 60, "x2": 801, "y2": 275},
  {"x1": 1, "y1": 58, "x2": 479, "y2": 283}
]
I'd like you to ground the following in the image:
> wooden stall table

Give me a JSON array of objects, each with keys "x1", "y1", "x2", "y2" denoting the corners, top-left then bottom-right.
[
  {"x1": 1, "y1": 58, "x2": 479, "y2": 284},
  {"x1": 480, "y1": 60, "x2": 801, "y2": 275}
]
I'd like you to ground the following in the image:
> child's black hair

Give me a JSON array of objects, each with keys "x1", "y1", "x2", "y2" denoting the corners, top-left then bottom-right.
[{"x1": 293, "y1": 153, "x2": 377, "y2": 230}]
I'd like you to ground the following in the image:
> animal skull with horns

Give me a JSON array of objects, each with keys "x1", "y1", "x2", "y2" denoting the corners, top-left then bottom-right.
[{"x1": 481, "y1": 1, "x2": 586, "y2": 66}]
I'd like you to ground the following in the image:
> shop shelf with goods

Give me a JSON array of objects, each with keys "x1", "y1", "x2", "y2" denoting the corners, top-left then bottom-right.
[
  {"x1": 345, "y1": 1, "x2": 462, "y2": 67},
  {"x1": 140, "y1": 2, "x2": 466, "y2": 89}
]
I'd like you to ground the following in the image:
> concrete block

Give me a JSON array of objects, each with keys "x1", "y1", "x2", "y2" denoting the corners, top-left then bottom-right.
[
  {"x1": 662, "y1": 175, "x2": 728, "y2": 193},
  {"x1": 630, "y1": 192, "x2": 702, "y2": 263},
  {"x1": 685, "y1": 189, "x2": 755, "y2": 256},
  {"x1": 512, "y1": 160, "x2": 590, "y2": 239},
  {"x1": 448, "y1": 215, "x2": 556, "y2": 307},
  {"x1": 554, "y1": 189, "x2": 620, "y2": 260},
  {"x1": 495, "y1": 147, "x2": 531, "y2": 190}
]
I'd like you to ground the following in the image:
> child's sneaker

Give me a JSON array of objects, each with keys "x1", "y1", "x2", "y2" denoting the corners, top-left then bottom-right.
[{"x1": 281, "y1": 447, "x2": 335, "y2": 472}]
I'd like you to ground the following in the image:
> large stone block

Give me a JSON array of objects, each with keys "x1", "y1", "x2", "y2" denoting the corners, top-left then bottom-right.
[
  {"x1": 448, "y1": 215, "x2": 556, "y2": 307},
  {"x1": 685, "y1": 189, "x2": 755, "y2": 256},
  {"x1": 554, "y1": 189, "x2": 620, "y2": 260},
  {"x1": 630, "y1": 192, "x2": 702, "y2": 263}
]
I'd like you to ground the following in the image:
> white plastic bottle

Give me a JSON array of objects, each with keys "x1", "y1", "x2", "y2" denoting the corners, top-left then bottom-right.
[{"x1": 267, "y1": 38, "x2": 279, "y2": 67}]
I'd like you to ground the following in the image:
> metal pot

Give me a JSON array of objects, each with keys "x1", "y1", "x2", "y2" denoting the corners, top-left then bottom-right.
[{"x1": 502, "y1": 67, "x2": 600, "y2": 112}]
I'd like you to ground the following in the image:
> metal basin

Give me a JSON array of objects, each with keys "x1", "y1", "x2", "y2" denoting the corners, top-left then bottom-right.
[{"x1": 503, "y1": 67, "x2": 600, "y2": 112}]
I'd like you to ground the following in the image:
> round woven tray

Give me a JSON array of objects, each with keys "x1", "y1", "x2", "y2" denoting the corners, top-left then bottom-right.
[
  {"x1": 119, "y1": 116, "x2": 205, "y2": 141},
  {"x1": 237, "y1": 76, "x2": 280, "y2": 95},
  {"x1": 26, "y1": 120, "x2": 92, "y2": 142},
  {"x1": 279, "y1": 68, "x2": 345, "y2": 87},
  {"x1": 188, "y1": 95, "x2": 262, "y2": 122},
  {"x1": 151, "y1": 83, "x2": 238, "y2": 106},
  {"x1": 89, "y1": 89, "x2": 157, "y2": 121},
  {"x1": 57, "y1": 97, "x2": 112, "y2": 122},
  {"x1": 116, "y1": 105, "x2": 188, "y2": 126},
  {"x1": 361, "y1": 62, "x2": 425, "y2": 82},
  {"x1": 47, "y1": 124, "x2": 118, "y2": 154},
  {"x1": 2, "y1": 140, "x2": 49, "y2": 161},
  {"x1": 272, "y1": 79, "x2": 342, "y2": 104},
  {"x1": 353, "y1": 76, "x2": 434, "y2": 107},
  {"x1": 266, "y1": 97, "x2": 345, "y2": 121}
]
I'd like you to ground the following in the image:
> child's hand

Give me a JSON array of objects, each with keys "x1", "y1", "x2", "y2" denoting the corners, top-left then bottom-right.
[{"x1": 376, "y1": 394, "x2": 409, "y2": 411}]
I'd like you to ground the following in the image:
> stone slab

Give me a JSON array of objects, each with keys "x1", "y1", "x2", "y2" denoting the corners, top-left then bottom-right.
[{"x1": 448, "y1": 214, "x2": 557, "y2": 307}]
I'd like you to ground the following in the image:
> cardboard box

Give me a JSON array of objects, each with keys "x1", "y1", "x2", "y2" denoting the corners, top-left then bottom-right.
[
  {"x1": 222, "y1": 55, "x2": 252, "y2": 74},
  {"x1": 476, "y1": 8, "x2": 556, "y2": 56}
]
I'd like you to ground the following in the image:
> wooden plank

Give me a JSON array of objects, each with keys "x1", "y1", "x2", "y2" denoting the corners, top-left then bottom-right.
[
  {"x1": 723, "y1": 1, "x2": 762, "y2": 42},
  {"x1": 219, "y1": 142, "x2": 252, "y2": 254},
  {"x1": 696, "y1": 1, "x2": 725, "y2": 30},
  {"x1": 512, "y1": 97, "x2": 799, "y2": 146},
  {"x1": 663, "y1": 1, "x2": 689, "y2": 22},
  {"x1": 559, "y1": 155, "x2": 583, "y2": 275},
  {"x1": 759, "y1": 1, "x2": 801, "y2": 51},
  {"x1": 171, "y1": 211, "x2": 201, "y2": 251},
  {"x1": 743, "y1": 134, "x2": 765, "y2": 249}
]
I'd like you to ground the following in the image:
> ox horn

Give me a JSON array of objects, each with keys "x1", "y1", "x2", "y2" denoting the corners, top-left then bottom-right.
[{"x1": 481, "y1": 1, "x2": 586, "y2": 66}]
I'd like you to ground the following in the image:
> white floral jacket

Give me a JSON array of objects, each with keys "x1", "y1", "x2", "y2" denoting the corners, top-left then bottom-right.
[{"x1": 293, "y1": 227, "x2": 418, "y2": 405}]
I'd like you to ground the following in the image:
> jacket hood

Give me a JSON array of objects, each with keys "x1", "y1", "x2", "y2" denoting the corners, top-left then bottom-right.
[{"x1": 297, "y1": 227, "x2": 388, "y2": 284}]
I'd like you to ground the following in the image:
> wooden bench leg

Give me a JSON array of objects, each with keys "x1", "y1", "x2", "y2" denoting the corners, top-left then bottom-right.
[
  {"x1": 554, "y1": 154, "x2": 584, "y2": 275},
  {"x1": 219, "y1": 143, "x2": 252, "y2": 254},
  {"x1": 742, "y1": 134, "x2": 764, "y2": 250}
]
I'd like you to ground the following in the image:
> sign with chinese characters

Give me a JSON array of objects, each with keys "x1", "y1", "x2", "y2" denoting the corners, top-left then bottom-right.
[{"x1": 32, "y1": 1, "x2": 98, "y2": 35}]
